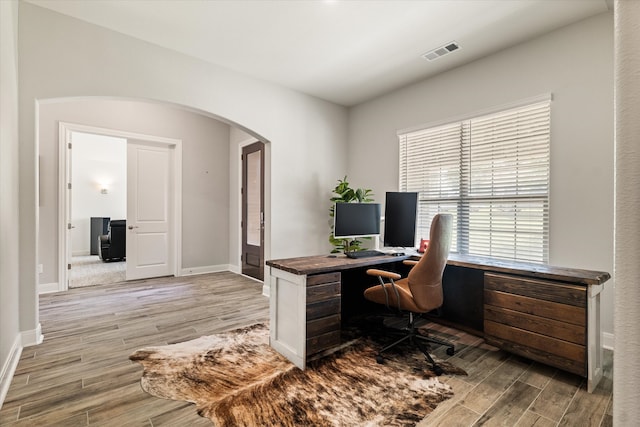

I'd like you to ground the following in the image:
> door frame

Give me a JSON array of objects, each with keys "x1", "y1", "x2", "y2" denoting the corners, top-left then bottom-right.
[{"x1": 57, "y1": 122, "x2": 182, "y2": 291}]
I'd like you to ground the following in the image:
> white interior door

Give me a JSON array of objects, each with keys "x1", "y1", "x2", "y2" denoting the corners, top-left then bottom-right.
[{"x1": 126, "y1": 141, "x2": 174, "y2": 280}]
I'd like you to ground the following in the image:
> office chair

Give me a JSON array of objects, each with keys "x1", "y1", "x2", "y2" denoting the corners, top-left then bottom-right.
[
  {"x1": 364, "y1": 213, "x2": 455, "y2": 375},
  {"x1": 98, "y1": 219, "x2": 126, "y2": 261}
]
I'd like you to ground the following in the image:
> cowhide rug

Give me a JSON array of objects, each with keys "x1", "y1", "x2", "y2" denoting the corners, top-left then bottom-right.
[{"x1": 130, "y1": 323, "x2": 466, "y2": 426}]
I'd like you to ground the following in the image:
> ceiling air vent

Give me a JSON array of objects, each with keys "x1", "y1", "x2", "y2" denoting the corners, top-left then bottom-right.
[{"x1": 422, "y1": 41, "x2": 460, "y2": 61}]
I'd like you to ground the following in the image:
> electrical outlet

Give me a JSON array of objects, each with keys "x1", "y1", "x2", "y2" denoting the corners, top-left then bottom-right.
[{"x1": 38, "y1": 264, "x2": 43, "y2": 274}]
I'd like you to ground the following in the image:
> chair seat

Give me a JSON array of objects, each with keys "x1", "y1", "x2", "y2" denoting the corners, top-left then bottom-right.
[{"x1": 363, "y1": 278, "x2": 425, "y2": 313}]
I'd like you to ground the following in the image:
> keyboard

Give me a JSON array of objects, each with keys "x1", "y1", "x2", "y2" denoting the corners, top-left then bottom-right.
[{"x1": 345, "y1": 250, "x2": 386, "y2": 259}]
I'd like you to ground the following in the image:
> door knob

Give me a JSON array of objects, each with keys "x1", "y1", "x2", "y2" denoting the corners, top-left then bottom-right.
[{"x1": 128, "y1": 225, "x2": 139, "y2": 230}]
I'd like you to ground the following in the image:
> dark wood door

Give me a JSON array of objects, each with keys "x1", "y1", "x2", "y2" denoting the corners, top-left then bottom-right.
[{"x1": 242, "y1": 142, "x2": 265, "y2": 281}]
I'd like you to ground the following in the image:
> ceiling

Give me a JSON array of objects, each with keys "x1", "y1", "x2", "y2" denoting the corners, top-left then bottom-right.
[{"x1": 25, "y1": 0, "x2": 610, "y2": 107}]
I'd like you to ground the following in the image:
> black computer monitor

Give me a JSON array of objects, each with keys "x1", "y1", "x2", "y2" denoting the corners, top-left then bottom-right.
[
  {"x1": 383, "y1": 192, "x2": 418, "y2": 248},
  {"x1": 333, "y1": 202, "x2": 381, "y2": 239}
]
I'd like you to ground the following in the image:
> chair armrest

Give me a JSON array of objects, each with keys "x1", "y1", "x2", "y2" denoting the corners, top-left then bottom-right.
[
  {"x1": 366, "y1": 268, "x2": 403, "y2": 312},
  {"x1": 403, "y1": 260, "x2": 419, "y2": 267},
  {"x1": 366, "y1": 269, "x2": 402, "y2": 280}
]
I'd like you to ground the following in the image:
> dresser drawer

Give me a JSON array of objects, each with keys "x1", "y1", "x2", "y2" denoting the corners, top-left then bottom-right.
[
  {"x1": 485, "y1": 272, "x2": 586, "y2": 307},
  {"x1": 307, "y1": 297, "x2": 340, "y2": 321},
  {"x1": 307, "y1": 281, "x2": 341, "y2": 304},
  {"x1": 484, "y1": 289, "x2": 585, "y2": 327},
  {"x1": 307, "y1": 330, "x2": 341, "y2": 356},
  {"x1": 307, "y1": 314, "x2": 341, "y2": 338},
  {"x1": 307, "y1": 272, "x2": 341, "y2": 286},
  {"x1": 484, "y1": 304, "x2": 585, "y2": 345},
  {"x1": 484, "y1": 321, "x2": 586, "y2": 376}
]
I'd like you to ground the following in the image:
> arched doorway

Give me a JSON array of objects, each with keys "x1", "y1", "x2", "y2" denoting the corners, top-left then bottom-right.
[{"x1": 36, "y1": 97, "x2": 271, "y2": 293}]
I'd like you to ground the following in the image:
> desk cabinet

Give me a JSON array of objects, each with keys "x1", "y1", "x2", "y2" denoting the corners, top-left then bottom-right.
[
  {"x1": 269, "y1": 267, "x2": 344, "y2": 369},
  {"x1": 306, "y1": 272, "x2": 341, "y2": 356},
  {"x1": 484, "y1": 272, "x2": 587, "y2": 376}
]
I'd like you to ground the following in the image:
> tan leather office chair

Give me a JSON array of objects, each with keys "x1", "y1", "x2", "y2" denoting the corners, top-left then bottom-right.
[{"x1": 364, "y1": 213, "x2": 454, "y2": 375}]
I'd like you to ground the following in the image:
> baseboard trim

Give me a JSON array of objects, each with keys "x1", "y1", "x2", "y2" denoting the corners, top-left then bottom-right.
[
  {"x1": 38, "y1": 282, "x2": 59, "y2": 294},
  {"x1": 228, "y1": 264, "x2": 241, "y2": 274},
  {"x1": 180, "y1": 264, "x2": 230, "y2": 276},
  {"x1": 0, "y1": 334, "x2": 22, "y2": 409},
  {"x1": 240, "y1": 273, "x2": 263, "y2": 284},
  {"x1": 262, "y1": 275, "x2": 271, "y2": 298},
  {"x1": 603, "y1": 332, "x2": 614, "y2": 351},
  {"x1": 21, "y1": 323, "x2": 44, "y2": 347}
]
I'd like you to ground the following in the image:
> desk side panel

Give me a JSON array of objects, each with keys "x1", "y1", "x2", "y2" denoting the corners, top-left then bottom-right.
[
  {"x1": 438, "y1": 265, "x2": 484, "y2": 334},
  {"x1": 269, "y1": 267, "x2": 306, "y2": 369}
]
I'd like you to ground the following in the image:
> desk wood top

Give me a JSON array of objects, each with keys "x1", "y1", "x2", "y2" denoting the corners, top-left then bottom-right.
[
  {"x1": 446, "y1": 254, "x2": 610, "y2": 286},
  {"x1": 267, "y1": 253, "x2": 611, "y2": 286},
  {"x1": 266, "y1": 254, "x2": 410, "y2": 276}
]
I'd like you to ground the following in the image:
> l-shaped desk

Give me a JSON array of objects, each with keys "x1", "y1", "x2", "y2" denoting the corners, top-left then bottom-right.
[{"x1": 266, "y1": 253, "x2": 610, "y2": 393}]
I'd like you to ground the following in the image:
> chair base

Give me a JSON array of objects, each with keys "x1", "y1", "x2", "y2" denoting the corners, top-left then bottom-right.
[{"x1": 375, "y1": 312, "x2": 455, "y2": 376}]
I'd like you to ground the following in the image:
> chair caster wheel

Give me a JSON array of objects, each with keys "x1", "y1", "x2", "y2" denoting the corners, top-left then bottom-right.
[
  {"x1": 376, "y1": 355, "x2": 384, "y2": 364},
  {"x1": 446, "y1": 347, "x2": 455, "y2": 356},
  {"x1": 433, "y1": 365, "x2": 444, "y2": 376}
]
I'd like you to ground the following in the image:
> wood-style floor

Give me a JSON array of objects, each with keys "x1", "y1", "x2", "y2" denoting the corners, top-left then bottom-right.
[{"x1": 0, "y1": 272, "x2": 612, "y2": 426}]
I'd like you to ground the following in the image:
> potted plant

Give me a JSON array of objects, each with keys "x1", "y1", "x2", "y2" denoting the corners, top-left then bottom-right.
[{"x1": 329, "y1": 176, "x2": 374, "y2": 253}]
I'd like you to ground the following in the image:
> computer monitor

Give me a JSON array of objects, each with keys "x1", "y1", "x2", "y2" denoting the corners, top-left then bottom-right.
[
  {"x1": 383, "y1": 192, "x2": 418, "y2": 248},
  {"x1": 333, "y1": 202, "x2": 381, "y2": 239}
]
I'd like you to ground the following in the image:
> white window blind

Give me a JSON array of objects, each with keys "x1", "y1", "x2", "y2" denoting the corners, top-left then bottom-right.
[{"x1": 399, "y1": 100, "x2": 550, "y2": 263}]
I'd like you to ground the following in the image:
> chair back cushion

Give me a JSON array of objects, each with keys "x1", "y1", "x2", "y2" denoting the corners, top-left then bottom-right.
[
  {"x1": 108, "y1": 220, "x2": 127, "y2": 258},
  {"x1": 407, "y1": 214, "x2": 453, "y2": 311}
]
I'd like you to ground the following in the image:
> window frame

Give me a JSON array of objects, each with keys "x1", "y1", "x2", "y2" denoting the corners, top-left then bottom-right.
[{"x1": 398, "y1": 96, "x2": 551, "y2": 263}]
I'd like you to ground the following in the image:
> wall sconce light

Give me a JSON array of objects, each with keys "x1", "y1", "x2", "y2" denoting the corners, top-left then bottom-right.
[{"x1": 96, "y1": 179, "x2": 111, "y2": 194}]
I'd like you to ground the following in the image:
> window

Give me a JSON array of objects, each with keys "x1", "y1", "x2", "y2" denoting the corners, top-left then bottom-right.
[{"x1": 399, "y1": 99, "x2": 550, "y2": 263}]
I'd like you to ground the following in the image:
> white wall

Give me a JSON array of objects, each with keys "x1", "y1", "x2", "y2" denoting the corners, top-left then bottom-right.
[
  {"x1": 38, "y1": 98, "x2": 234, "y2": 285},
  {"x1": 71, "y1": 132, "x2": 126, "y2": 256},
  {"x1": 348, "y1": 13, "x2": 615, "y2": 338},
  {"x1": 18, "y1": 2, "x2": 348, "y2": 334},
  {"x1": 0, "y1": 0, "x2": 22, "y2": 404}
]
